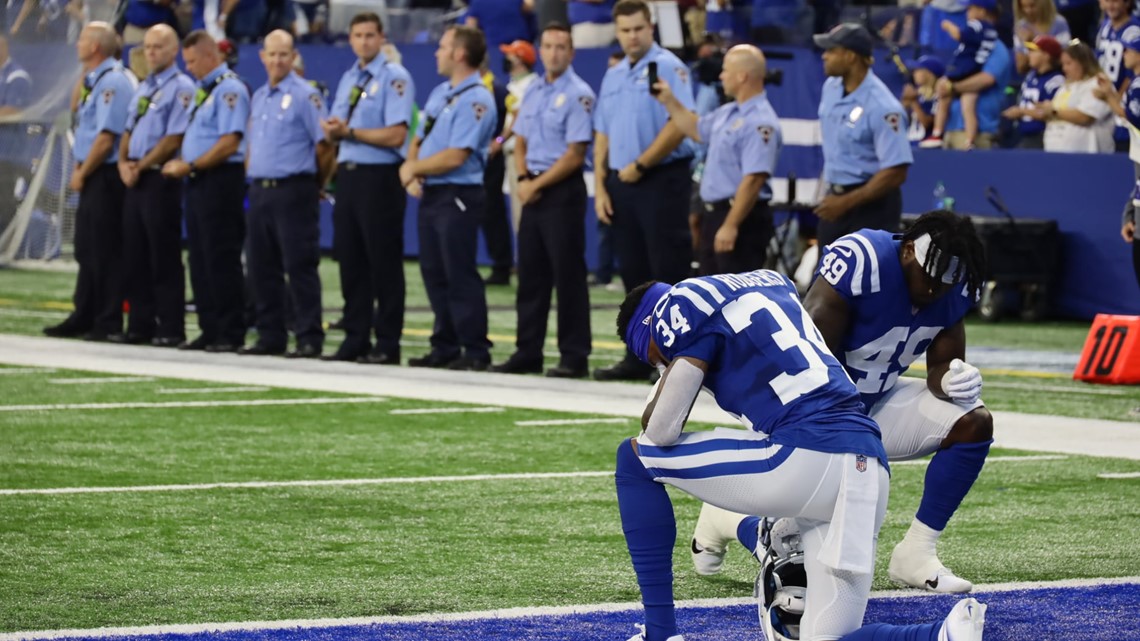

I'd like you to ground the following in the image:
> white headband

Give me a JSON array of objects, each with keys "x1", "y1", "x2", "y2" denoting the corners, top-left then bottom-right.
[{"x1": 912, "y1": 233, "x2": 962, "y2": 285}]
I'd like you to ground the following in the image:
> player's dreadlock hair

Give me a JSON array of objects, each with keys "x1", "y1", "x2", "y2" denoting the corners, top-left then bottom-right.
[
  {"x1": 616, "y1": 281, "x2": 661, "y2": 341},
  {"x1": 902, "y1": 210, "x2": 987, "y2": 300}
]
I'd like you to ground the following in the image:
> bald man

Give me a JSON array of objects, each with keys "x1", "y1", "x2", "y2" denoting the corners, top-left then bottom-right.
[
  {"x1": 116, "y1": 24, "x2": 197, "y2": 347},
  {"x1": 653, "y1": 45, "x2": 781, "y2": 275},
  {"x1": 242, "y1": 30, "x2": 333, "y2": 359},
  {"x1": 45, "y1": 23, "x2": 135, "y2": 341}
]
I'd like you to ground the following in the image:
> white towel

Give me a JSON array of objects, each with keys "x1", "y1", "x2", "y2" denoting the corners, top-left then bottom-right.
[{"x1": 816, "y1": 453, "x2": 880, "y2": 574}]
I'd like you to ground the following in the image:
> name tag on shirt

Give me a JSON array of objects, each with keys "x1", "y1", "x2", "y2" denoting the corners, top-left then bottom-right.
[{"x1": 848, "y1": 106, "x2": 864, "y2": 125}]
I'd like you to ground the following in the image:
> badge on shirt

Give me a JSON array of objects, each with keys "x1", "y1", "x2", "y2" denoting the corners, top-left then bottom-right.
[
  {"x1": 757, "y1": 126, "x2": 773, "y2": 144},
  {"x1": 391, "y1": 79, "x2": 406, "y2": 97},
  {"x1": 883, "y1": 112, "x2": 902, "y2": 132},
  {"x1": 472, "y1": 102, "x2": 488, "y2": 121},
  {"x1": 369, "y1": 81, "x2": 380, "y2": 95},
  {"x1": 578, "y1": 95, "x2": 594, "y2": 113},
  {"x1": 222, "y1": 92, "x2": 238, "y2": 109},
  {"x1": 281, "y1": 94, "x2": 293, "y2": 110},
  {"x1": 309, "y1": 93, "x2": 322, "y2": 109},
  {"x1": 153, "y1": 90, "x2": 163, "y2": 103},
  {"x1": 729, "y1": 118, "x2": 744, "y2": 131},
  {"x1": 555, "y1": 93, "x2": 566, "y2": 108},
  {"x1": 848, "y1": 106, "x2": 864, "y2": 123}
]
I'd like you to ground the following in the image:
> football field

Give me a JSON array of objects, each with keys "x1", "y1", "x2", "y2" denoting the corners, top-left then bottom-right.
[{"x1": 2, "y1": 265, "x2": 1140, "y2": 640}]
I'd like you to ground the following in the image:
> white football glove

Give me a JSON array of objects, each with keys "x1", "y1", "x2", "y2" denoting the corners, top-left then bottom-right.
[{"x1": 941, "y1": 358, "x2": 982, "y2": 406}]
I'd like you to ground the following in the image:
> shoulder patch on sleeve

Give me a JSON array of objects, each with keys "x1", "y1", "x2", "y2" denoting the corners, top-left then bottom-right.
[
  {"x1": 674, "y1": 66, "x2": 689, "y2": 85},
  {"x1": 578, "y1": 95, "x2": 594, "y2": 113},
  {"x1": 472, "y1": 101, "x2": 488, "y2": 121},
  {"x1": 222, "y1": 92, "x2": 239, "y2": 109},
  {"x1": 309, "y1": 92, "x2": 323, "y2": 109},
  {"x1": 391, "y1": 78, "x2": 407, "y2": 97},
  {"x1": 178, "y1": 91, "x2": 192, "y2": 109},
  {"x1": 883, "y1": 112, "x2": 902, "y2": 132},
  {"x1": 757, "y1": 125, "x2": 774, "y2": 144},
  {"x1": 102, "y1": 88, "x2": 115, "y2": 104}
]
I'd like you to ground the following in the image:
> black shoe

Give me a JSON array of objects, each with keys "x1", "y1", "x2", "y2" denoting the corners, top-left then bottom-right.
[
  {"x1": 357, "y1": 349, "x2": 401, "y2": 365},
  {"x1": 152, "y1": 336, "x2": 184, "y2": 348},
  {"x1": 327, "y1": 317, "x2": 346, "y2": 331},
  {"x1": 321, "y1": 346, "x2": 367, "y2": 362},
  {"x1": 82, "y1": 330, "x2": 118, "y2": 342},
  {"x1": 484, "y1": 271, "x2": 511, "y2": 286},
  {"x1": 178, "y1": 335, "x2": 212, "y2": 351},
  {"x1": 408, "y1": 352, "x2": 459, "y2": 368},
  {"x1": 546, "y1": 364, "x2": 588, "y2": 379},
  {"x1": 489, "y1": 354, "x2": 543, "y2": 374},
  {"x1": 206, "y1": 342, "x2": 242, "y2": 353},
  {"x1": 447, "y1": 356, "x2": 490, "y2": 371},
  {"x1": 238, "y1": 342, "x2": 286, "y2": 356},
  {"x1": 593, "y1": 359, "x2": 655, "y2": 381},
  {"x1": 109, "y1": 332, "x2": 153, "y2": 345},
  {"x1": 286, "y1": 343, "x2": 322, "y2": 359},
  {"x1": 43, "y1": 320, "x2": 89, "y2": 338}
]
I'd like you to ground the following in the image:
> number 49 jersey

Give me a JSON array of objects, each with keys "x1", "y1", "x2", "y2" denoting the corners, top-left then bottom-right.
[
  {"x1": 817, "y1": 230, "x2": 975, "y2": 411},
  {"x1": 650, "y1": 270, "x2": 887, "y2": 468}
]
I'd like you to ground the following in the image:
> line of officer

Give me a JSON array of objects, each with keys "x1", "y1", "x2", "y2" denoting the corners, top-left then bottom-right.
[
  {"x1": 44, "y1": 22, "x2": 134, "y2": 341},
  {"x1": 117, "y1": 24, "x2": 195, "y2": 347},
  {"x1": 399, "y1": 25, "x2": 497, "y2": 371},
  {"x1": 593, "y1": 0, "x2": 696, "y2": 381},
  {"x1": 490, "y1": 23, "x2": 594, "y2": 379},
  {"x1": 241, "y1": 30, "x2": 332, "y2": 359},
  {"x1": 320, "y1": 11, "x2": 414, "y2": 365},
  {"x1": 813, "y1": 23, "x2": 912, "y2": 248},
  {"x1": 162, "y1": 30, "x2": 250, "y2": 353},
  {"x1": 655, "y1": 44, "x2": 780, "y2": 277}
]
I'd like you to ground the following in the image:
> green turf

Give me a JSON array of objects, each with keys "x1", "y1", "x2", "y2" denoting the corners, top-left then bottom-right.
[{"x1": 1, "y1": 366, "x2": 1140, "y2": 632}]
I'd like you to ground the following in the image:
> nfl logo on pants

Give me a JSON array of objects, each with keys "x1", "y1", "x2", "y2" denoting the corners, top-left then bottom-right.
[{"x1": 855, "y1": 455, "x2": 867, "y2": 473}]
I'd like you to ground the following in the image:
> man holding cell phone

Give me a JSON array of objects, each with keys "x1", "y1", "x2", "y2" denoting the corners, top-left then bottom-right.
[{"x1": 592, "y1": 0, "x2": 697, "y2": 382}]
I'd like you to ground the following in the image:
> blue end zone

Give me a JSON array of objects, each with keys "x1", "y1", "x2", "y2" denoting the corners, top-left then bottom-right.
[{"x1": 54, "y1": 583, "x2": 1140, "y2": 641}]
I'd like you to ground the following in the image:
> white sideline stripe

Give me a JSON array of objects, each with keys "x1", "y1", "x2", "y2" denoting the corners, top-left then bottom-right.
[
  {"x1": 0, "y1": 455, "x2": 1066, "y2": 496},
  {"x1": 49, "y1": 377, "x2": 155, "y2": 385},
  {"x1": 155, "y1": 387, "x2": 271, "y2": 395},
  {"x1": 986, "y1": 381, "x2": 1128, "y2": 396},
  {"x1": 895, "y1": 455, "x2": 1069, "y2": 466},
  {"x1": 1097, "y1": 472, "x2": 1140, "y2": 479},
  {"x1": 0, "y1": 308, "x2": 67, "y2": 319},
  {"x1": 515, "y1": 417, "x2": 631, "y2": 426},
  {"x1": 0, "y1": 367, "x2": 55, "y2": 375},
  {"x1": 0, "y1": 471, "x2": 613, "y2": 496},
  {"x1": 0, "y1": 397, "x2": 386, "y2": 412},
  {"x1": 4, "y1": 575, "x2": 1138, "y2": 641},
  {"x1": 389, "y1": 407, "x2": 505, "y2": 415}
]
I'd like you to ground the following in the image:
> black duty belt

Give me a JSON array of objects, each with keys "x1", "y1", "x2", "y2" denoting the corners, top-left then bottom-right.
[{"x1": 250, "y1": 174, "x2": 315, "y2": 189}]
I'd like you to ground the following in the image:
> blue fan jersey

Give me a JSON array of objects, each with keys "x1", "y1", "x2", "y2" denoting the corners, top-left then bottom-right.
[
  {"x1": 817, "y1": 230, "x2": 975, "y2": 411},
  {"x1": 649, "y1": 270, "x2": 888, "y2": 468}
]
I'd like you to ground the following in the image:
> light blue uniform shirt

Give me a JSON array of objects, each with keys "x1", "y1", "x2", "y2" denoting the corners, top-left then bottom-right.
[
  {"x1": 698, "y1": 92, "x2": 781, "y2": 203},
  {"x1": 74, "y1": 58, "x2": 133, "y2": 164},
  {"x1": 417, "y1": 73, "x2": 496, "y2": 186},
  {"x1": 248, "y1": 72, "x2": 326, "y2": 179},
  {"x1": 514, "y1": 67, "x2": 595, "y2": 173},
  {"x1": 181, "y1": 64, "x2": 249, "y2": 164},
  {"x1": 946, "y1": 41, "x2": 1012, "y2": 135},
  {"x1": 818, "y1": 70, "x2": 912, "y2": 187},
  {"x1": 595, "y1": 43, "x2": 696, "y2": 169},
  {"x1": 331, "y1": 53, "x2": 415, "y2": 165},
  {"x1": 125, "y1": 65, "x2": 195, "y2": 161}
]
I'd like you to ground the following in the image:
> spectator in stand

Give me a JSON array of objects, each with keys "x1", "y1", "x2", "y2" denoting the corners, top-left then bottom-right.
[
  {"x1": 1002, "y1": 34, "x2": 1065, "y2": 148},
  {"x1": 1095, "y1": 28, "x2": 1140, "y2": 241},
  {"x1": 535, "y1": 0, "x2": 568, "y2": 30},
  {"x1": 1058, "y1": 0, "x2": 1099, "y2": 44},
  {"x1": 568, "y1": 0, "x2": 615, "y2": 48},
  {"x1": 933, "y1": 25, "x2": 1012, "y2": 149},
  {"x1": 901, "y1": 55, "x2": 943, "y2": 143},
  {"x1": 751, "y1": 0, "x2": 813, "y2": 45},
  {"x1": 292, "y1": 0, "x2": 328, "y2": 41},
  {"x1": 919, "y1": 0, "x2": 969, "y2": 54},
  {"x1": 218, "y1": 0, "x2": 266, "y2": 43},
  {"x1": 465, "y1": 0, "x2": 534, "y2": 48},
  {"x1": 1042, "y1": 41, "x2": 1114, "y2": 152},
  {"x1": 1013, "y1": 0, "x2": 1070, "y2": 75},
  {"x1": 499, "y1": 39, "x2": 538, "y2": 233},
  {"x1": 119, "y1": 0, "x2": 180, "y2": 45},
  {"x1": 1096, "y1": 0, "x2": 1140, "y2": 152}
]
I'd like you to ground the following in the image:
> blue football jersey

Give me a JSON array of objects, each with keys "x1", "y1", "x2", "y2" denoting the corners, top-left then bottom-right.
[
  {"x1": 817, "y1": 230, "x2": 976, "y2": 411},
  {"x1": 649, "y1": 270, "x2": 887, "y2": 467}
]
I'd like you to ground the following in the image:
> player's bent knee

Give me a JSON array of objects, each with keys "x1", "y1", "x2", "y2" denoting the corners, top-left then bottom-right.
[
  {"x1": 616, "y1": 438, "x2": 648, "y2": 478},
  {"x1": 950, "y1": 407, "x2": 994, "y2": 444}
]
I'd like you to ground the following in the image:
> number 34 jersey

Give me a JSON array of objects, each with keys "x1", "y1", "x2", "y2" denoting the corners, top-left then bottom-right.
[
  {"x1": 649, "y1": 269, "x2": 887, "y2": 468},
  {"x1": 817, "y1": 230, "x2": 975, "y2": 411}
]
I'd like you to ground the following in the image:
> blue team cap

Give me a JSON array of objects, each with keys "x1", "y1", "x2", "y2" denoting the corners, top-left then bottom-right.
[
  {"x1": 911, "y1": 55, "x2": 946, "y2": 78},
  {"x1": 625, "y1": 282, "x2": 672, "y2": 364},
  {"x1": 969, "y1": 0, "x2": 998, "y2": 11},
  {"x1": 813, "y1": 23, "x2": 874, "y2": 58}
]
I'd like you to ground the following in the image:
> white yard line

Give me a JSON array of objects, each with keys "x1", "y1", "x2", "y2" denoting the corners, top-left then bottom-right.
[
  {"x1": 0, "y1": 367, "x2": 55, "y2": 375},
  {"x1": 48, "y1": 377, "x2": 155, "y2": 385},
  {"x1": 0, "y1": 470, "x2": 613, "y2": 496},
  {"x1": 0, "y1": 308, "x2": 67, "y2": 319},
  {"x1": 516, "y1": 417, "x2": 631, "y2": 426},
  {"x1": 389, "y1": 407, "x2": 505, "y2": 415},
  {"x1": 155, "y1": 387, "x2": 271, "y2": 394},
  {"x1": 894, "y1": 455, "x2": 1068, "y2": 466},
  {"x1": 1097, "y1": 472, "x2": 1140, "y2": 479},
  {"x1": 2, "y1": 575, "x2": 1137, "y2": 641},
  {"x1": 0, "y1": 397, "x2": 386, "y2": 412},
  {"x1": 985, "y1": 381, "x2": 1129, "y2": 396}
]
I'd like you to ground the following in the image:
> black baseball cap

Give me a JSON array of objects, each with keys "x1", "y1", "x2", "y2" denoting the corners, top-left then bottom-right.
[{"x1": 813, "y1": 22, "x2": 874, "y2": 58}]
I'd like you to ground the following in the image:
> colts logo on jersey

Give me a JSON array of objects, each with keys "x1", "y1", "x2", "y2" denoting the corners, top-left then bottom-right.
[{"x1": 883, "y1": 112, "x2": 902, "y2": 132}]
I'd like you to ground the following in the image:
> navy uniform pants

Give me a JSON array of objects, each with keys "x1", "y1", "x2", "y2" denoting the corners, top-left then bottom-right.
[
  {"x1": 816, "y1": 186, "x2": 902, "y2": 248},
  {"x1": 185, "y1": 163, "x2": 247, "y2": 346},
  {"x1": 480, "y1": 150, "x2": 513, "y2": 276},
  {"x1": 418, "y1": 184, "x2": 492, "y2": 362},
  {"x1": 333, "y1": 162, "x2": 405, "y2": 355},
  {"x1": 123, "y1": 169, "x2": 185, "y2": 340},
  {"x1": 70, "y1": 164, "x2": 126, "y2": 335},
  {"x1": 514, "y1": 170, "x2": 591, "y2": 369},
  {"x1": 246, "y1": 175, "x2": 324, "y2": 350},
  {"x1": 698, "y1": 199, "x2": 774, "y2": 276},
  {"x1": 606, "y1": 159, "x2": 694, "y2": 293}
]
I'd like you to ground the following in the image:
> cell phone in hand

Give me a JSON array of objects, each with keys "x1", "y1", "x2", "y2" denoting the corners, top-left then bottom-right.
[{"x1": 647, "y1": 61, "x2": 659, "y2": 95}]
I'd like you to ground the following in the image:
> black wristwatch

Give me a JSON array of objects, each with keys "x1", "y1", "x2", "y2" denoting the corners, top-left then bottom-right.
[
  {"x1": 347, "y1": 128, "x2": 356, "y2": 141},
  {"x1": 634, "y1": 161, "x2": 647, "y2": 174}
]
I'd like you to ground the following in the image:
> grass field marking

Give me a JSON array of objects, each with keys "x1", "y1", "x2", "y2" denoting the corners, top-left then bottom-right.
[
  {"x1": 155, "y1": 387, "x2": 272, "y2": 395},
  {"x1": 516, "y1": 418, "x2": 632, "y2": 426},
  {"x1": 0, "y1": 367, "x2": 55, "y2": 375},
  {"x1": 389, "y1": 407, "x2": 505, "y2": 415},
  {"x1": 3, "y1": 576, "x2": 1138, "y2": 640},
  {"x1": 0, "y1": 470, "x2": 615, "y2": 496},
  {"x1": 984, "y1": 381, "x2": 1127, "y2": 396},
  {"x1": 0, "y1": 308, "x2": 67, "y2": 319},
  {"x1": 894, "y1": 455, "x2": 1069, "y2": 466},
  {"x1": 1097, "y1": 472, "x2": 1140, "y2": 479},
  {"x1": 0, "y1": 397, "x2": 387, "y2": 412},
  {"x1": 48, "y1": 377, "x2": 156, "y2": 385}
]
